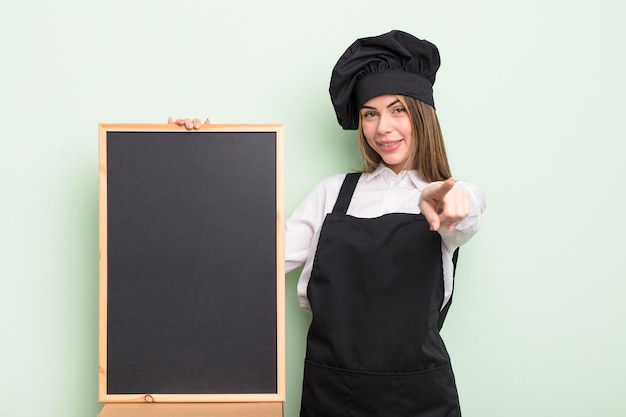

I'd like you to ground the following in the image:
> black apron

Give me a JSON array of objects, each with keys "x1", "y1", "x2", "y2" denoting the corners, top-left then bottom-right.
[{"x1": 301, "y1": 173, "x2": 461, "y2": 417}]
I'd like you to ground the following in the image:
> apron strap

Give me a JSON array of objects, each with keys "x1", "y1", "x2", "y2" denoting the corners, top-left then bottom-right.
[{"x1": 332, "y1": 173, "x2": 361, "y2": 214}]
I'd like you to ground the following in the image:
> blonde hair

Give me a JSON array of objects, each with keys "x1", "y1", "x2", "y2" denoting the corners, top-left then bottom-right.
[{"x1": 357, "y1": 95, "x2": 452, "y2": 182}]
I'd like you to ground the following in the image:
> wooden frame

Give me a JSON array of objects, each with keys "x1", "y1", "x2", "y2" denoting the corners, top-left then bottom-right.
[{"x1": 98, "y1": 124, "x2": 285, "y2": 411}]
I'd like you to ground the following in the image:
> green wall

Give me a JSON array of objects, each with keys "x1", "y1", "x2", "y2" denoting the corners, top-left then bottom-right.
[{"x1": 1, "y1": 1, "x2": 625, "y2": 416}]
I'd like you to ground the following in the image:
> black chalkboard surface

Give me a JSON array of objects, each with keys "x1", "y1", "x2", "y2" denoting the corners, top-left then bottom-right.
[{"x1": 98, "y1": 124, "x2": 285, "y2": 404}]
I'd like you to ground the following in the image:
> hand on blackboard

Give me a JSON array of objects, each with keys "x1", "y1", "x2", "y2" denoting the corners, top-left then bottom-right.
[{"x1": 167, "y1": 117, "x2": 210, "y2": 130}]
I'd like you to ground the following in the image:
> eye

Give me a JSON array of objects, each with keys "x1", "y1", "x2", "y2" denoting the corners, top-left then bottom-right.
[
  {"x1": 392, "y1": 106, "x2": 406, "y2": 114},
  {"x1": 361, "y1": 111, "x2": 377, "y2": 119}
]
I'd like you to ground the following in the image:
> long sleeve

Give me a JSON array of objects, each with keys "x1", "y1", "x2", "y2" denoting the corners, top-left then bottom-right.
[{"x1": 285, "y1": 174, "x2": 345, "y2": 274}]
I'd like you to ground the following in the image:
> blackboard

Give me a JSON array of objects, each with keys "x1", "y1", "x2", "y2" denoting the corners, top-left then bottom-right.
[{"x1": 98, "y1": 124, "x2": 285, "y2": 403}]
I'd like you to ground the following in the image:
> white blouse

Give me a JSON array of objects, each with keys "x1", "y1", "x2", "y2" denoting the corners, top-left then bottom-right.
[{"x1": 285, "y1": 164, "x2": 487, "y2": 311}]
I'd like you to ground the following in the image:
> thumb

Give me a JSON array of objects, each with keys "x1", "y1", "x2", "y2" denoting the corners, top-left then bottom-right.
[
  {"x1": 419, "y1": 178, "x2": 456, "y2": 231},
  {"x1": 419, "y1": 199, "x2": 441, "y2": 231}
]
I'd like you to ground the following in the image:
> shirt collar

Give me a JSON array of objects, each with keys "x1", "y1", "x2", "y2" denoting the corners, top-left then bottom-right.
[{"x1": 363, "y1": 164, "x2": 430, "y2": 191}]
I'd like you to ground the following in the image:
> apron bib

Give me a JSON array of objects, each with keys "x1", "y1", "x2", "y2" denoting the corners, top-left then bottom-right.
[{"x1": 301, "y1": 173, "x2": 461, "y2": 417}]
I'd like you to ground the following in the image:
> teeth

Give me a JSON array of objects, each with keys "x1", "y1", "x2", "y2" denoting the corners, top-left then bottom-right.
[{"x1": 380, "y1": 140, "x2": 400, "y2": 147}]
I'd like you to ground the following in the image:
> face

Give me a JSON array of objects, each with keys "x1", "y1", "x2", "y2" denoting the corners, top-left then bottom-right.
[{"x1": 359, "y1": 95, "x2": 414, "y2": 174}]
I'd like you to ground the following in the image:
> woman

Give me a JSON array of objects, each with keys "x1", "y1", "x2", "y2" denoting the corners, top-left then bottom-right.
[{"x1": 173, "y1": 29, "x2": 486, "y2": 417}]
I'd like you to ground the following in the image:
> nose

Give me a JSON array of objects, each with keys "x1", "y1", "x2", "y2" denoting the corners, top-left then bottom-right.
[{"x1": 376, "y1": 113, "x2": 393, "y2": 136}]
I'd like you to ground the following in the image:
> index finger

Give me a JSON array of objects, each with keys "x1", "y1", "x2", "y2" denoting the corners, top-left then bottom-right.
[{"x1": 437, "y1": 178, "x2": 456, "y2": 198}]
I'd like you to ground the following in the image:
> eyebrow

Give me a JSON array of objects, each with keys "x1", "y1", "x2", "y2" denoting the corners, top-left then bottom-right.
[{"x1": 360, "y1": 99, "x2": 401, "y2": 110}]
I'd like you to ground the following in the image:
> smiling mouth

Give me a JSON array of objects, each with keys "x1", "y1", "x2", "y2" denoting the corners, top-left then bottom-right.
[{"x1": 379, "y1": 140, "x2": 403, "y2": 148}]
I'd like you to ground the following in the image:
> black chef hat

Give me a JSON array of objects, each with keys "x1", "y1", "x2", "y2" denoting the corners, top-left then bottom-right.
[{"x1": 329, "y1": 30, "x2": 441, "y2": 130}]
